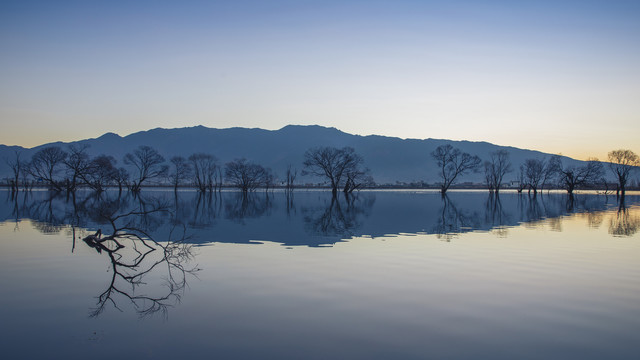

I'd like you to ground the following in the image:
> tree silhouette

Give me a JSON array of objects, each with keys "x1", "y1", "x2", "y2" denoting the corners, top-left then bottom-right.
[
  {"x1": 303, "y1": 146, "x2": 364, "y2": 195},
  {"x1": 483, "y1": 150, "x2": 512, "y2": 193},
  {"x1": 83, "y1": 155, "x2": 119, "y2": 193},
  {"x1": 556, "y1": 158, "x2": 603, "y2": 195},
  {"x1": 169, "y1": 156, "x2": 192, "y2": 191},
  {"x1": 4, "y1": 150, "x2": 24, "y2": 192},
  {"x1": 27, "y1": 146, "x2": 68, "y2": 191},
  {"x1": 431, "y1": 144, "x2": 481, "y2": 194},
  {"x1": 82, "y1": 205, "x2": 198, "y2": 318},
  {"x1": 63, "y1": 144, "x2": 91, "y2": 192},
  {"x1": 123, "y1": 146, "x2": 168, "y2": 192},
  {"x1": 225, "y1": 158, "x2": 269, "y2": 192},
  {"x1": 189, "y1": 153, "x2": 218, "y2": 192},
  {"x1": 607, "y1": 149, "x2": 639, "y2": 196}
]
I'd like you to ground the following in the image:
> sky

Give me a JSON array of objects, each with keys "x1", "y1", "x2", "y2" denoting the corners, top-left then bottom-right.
[{"x1": 0, "y1": 0, "x2": 638, "y2": 161}]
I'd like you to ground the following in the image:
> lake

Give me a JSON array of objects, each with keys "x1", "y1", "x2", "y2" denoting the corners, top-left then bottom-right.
[{"x1": 0, "y1": 189, "x2": 638, "y2": 359}]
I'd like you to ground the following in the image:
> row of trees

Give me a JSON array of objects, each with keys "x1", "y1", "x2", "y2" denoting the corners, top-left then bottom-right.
[
  {"x1": 5, "y1": 142, "x2": 638, "y2": 196},
  {"x1": 432, "y1": 145, "x2": 639, "y2": 196},
  {"x1": 4, "y1": 144, "x2": 373, "y2": 195}
]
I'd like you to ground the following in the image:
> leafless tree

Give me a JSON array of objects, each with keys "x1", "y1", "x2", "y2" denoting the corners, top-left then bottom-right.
[
  {"x1": 263, "y1": 168, "x2": 276, "y2": 192},
  {"x1": 63, "y1": 144, "x2": 91, "y2": 192},
  {"x1": 483, "y1": 150, "x2": 512, "y2": 193},
  {"x1": 541, "y1": 155, "x2": 562, "y2": 191},
  {"x1": 113, "y1": 167, "x2": 129, "y2": 193},
  {"x1": 343, "y1": 166, "x2": 373, "y2": 193},
  {"x1": 123, "y1": 146, "x2": 168, "y2": 192},
  {"x1": 515, "y1": 166, "x2": 527, "y2": 193},
  {"x1": 225, "y1": 158, "x2": 269, "y2": 192},
  {"x1": 27, "y1": 146, "x2": 68, "y2": 191},
  {"x1": 431, "y1": 144, "x2": 481, "y2": 194},
  {"x1": 556, "y1": 158, "x2": 604, "y2": 195},
  {"x1": 303, "y1": 146, "x2": 364, "y2": 195},
  {"x1": 608, "y1": 149, "x2": 639, "y2": 196},
  {"x1": 285, "y1": 164, "x2": 297, "y2": 191},
  {"x1": 188, "y1": 153, "x2": 218, "y2": 192},
  {"x1": 82, "y1": 206, "x2": 198, "y2": 318},
  {"x1": 5, "y1": 150, "x2": 23, "y2": 192},
  {"x1": 83, "y1": 155, "x2": 119, "y2": 193},
  {"x1": 522, "y1": 158, "x2": 546, "y2": 194},
  {"x1": 169, "y1": 156, "x2": 192, "y2": 191}
]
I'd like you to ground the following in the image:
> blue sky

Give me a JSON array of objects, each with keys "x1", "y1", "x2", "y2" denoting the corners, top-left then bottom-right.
[{"x1": 1, "y1": 0, "x2": 638, "y2": 160}]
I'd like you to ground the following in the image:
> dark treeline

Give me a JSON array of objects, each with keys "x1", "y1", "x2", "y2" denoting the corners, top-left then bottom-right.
[
  {"x1": 3, "y1": 143, "x2": 639, "y2": 198},
  {"x1": 1, "y1": 144, "x2": 374, "y2": 196},
  {"x1": 430, "y1": 145, "x2": 639, "y2": 197}
]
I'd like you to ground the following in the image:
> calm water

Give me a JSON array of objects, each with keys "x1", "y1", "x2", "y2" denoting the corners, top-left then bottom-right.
[{"x1": 0, "y1": 189, "x2": 639, "y2": 359}]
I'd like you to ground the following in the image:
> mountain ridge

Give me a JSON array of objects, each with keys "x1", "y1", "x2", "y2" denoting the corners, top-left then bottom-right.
[{"x1": 0, "y1": 124, "x2": 584, "y2": 184}]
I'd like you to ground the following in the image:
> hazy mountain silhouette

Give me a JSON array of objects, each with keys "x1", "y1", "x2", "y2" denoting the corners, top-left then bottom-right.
[{"x1": 0, "y1": 125, "x2": 586, "y2": 184}]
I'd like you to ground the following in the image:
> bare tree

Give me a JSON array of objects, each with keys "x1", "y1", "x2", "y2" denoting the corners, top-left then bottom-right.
[
  {"x1": 522, "y1": 158, "x2": 545, "y2": 194},
  {"x1": 541, "y1": 155, "x2": 562, "y2": 191},
  {"x1": 483, "y1": 150, "x2": 512, "y2": 193},
  {"x1": 113, "y1": 167, "x2": 129, "y2": 193},
  {"x1": 263, "y1": 168, "x2": 276, "y2": 192},
  {"x1": 343, "y1": 166, "x2": 372, "y2": 193},
  {"x1": 303, "y1": 146, "x2": 364, "y2": 195},
  {"x1": 27, "y1": 146, "x2": 68, "y2": 191},
  {"x1": 516, "y1": 166, "x2": 528, "y2": 193},
  {"x1": 556, "y1": 158, "x2": 604, "y2": 195},
  {"x1": 5, "y1": 150, "x2": 23, "y2": 192},
  {"x1": 63, "y1": 144, "x2": 91, "y2": 192},
  {"x1": 285, "y1": 164, "x2": 297, "y2": 191},
  {"x1": 169, "y1": 156, "x2": 192, "y2": 191},
  {"x1": 123, "y1": 146, "x2": 168, "y2": 192},
  {"x1": 431, "y1": 144, "x2": 481, "y2": 194},
  {"x1": 83, "y1": 155, "x2": 119, "y2": 193},
  {"x1": 608, "y1": 149, "x2": 639, "y2": 196},
  {"x1": 188, "y1": 153, "x2": 218, "y2": 192},
  {"x1": 225, "y1": 158, "x2": 269, "y2": 192},
  {"x1": 82, "y1": 205, "x2": 198, "y2": 318}
]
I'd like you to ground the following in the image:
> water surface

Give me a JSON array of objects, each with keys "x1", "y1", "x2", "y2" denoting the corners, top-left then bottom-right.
[{"x1": 0, "y1": 189, "x2": 638, "y2": 359}]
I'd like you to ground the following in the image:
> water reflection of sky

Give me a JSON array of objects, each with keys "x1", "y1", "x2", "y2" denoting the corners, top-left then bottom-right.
[{"x1": 1, "y1": 190, "x2": 639, "y2": 359}]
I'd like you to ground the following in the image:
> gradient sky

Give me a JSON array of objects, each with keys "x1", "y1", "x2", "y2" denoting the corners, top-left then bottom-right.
[{"x1": 1, "y1": 0, "x2": 638, "y2": 160}]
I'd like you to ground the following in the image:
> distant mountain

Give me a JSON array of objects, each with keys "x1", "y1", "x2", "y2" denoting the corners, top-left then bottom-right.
[{"x1": 0, "y1": 124, "x2": 587, "y2": 185}]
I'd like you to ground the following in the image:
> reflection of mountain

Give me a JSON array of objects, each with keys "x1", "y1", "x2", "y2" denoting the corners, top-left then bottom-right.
[{"x1": 1, "y1": 190, "x2": 638, "y2": 246}]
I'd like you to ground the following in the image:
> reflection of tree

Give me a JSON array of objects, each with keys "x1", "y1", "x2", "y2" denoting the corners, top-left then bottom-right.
[
  {"x1": 285, "y1": 191, "x2": 296, "y2": 218},
  {"x1": 224, "y1": 192, "x2": 273, "y2": 223},
  {"x1": 525, "y1": 195, "x2": 543, "y2": 226},
  {"x1": 609, "y1": 202, "x2": 640, "y2": 237},
  {"x1": 190, "y1": 192, "x2": 221, "y2": 228},
  {"x1": 484, "y1": 193, "x2": 510, "y2": 236},
  {"x1": 302, "y1": 193, "x2": 375, "y2": 238},
  {"x1": 82, "y1": 206, "x2": 198, "y2": 318},
  {"x1": 433, "y1": 195, "x2": 481, "y2": 241},
  {"x1": 587, "y1": 211, "x2": 604, "y2": 229}
]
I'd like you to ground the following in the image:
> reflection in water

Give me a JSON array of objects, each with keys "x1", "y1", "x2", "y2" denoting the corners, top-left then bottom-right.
[
  {"x1": 2, "y1": 190, "x2": 639, "y2": 246},
  {"x1": 302, "y1": 193, "x2": 374, "y2": 239},
  {"x1": 225, "y1": 192, "x2": 273, "y2": 223},
  {"x1": 1, "y1": 189, "x2": 640, "y2": 359},
  {"x1": 433, "y1": 195, "x2": 481, "y2": 241},
  {"x1": 609, "y1": 202, "x2": 640, "y2": 237}
]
